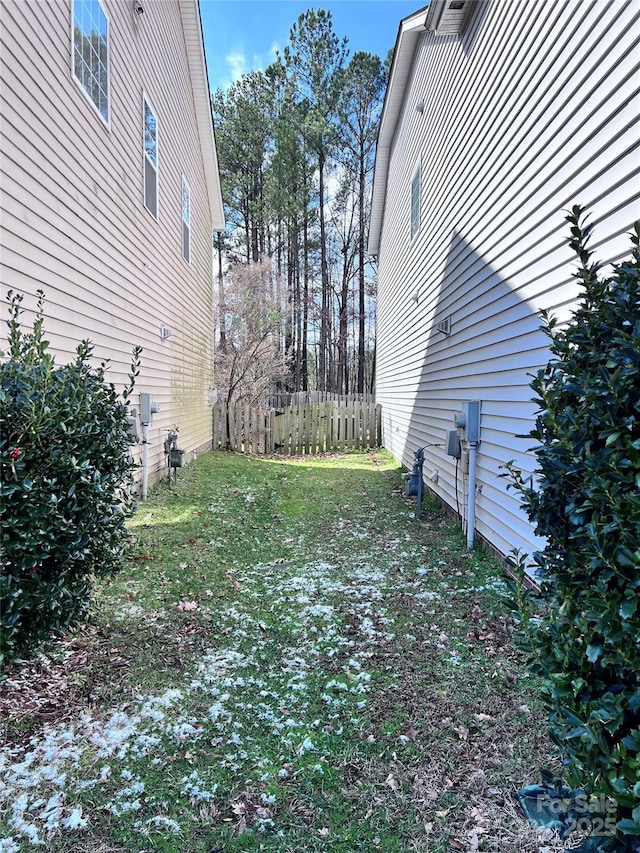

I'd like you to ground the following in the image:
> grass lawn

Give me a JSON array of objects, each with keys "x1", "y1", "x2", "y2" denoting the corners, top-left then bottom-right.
[{"x1": 1, "y1": 450, "x2": 564, "y2": 852}]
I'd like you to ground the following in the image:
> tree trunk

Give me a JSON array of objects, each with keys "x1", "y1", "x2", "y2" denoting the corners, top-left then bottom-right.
[
  {"x1": 216, "y1": 233, "x2": 226, "y2": 354},
  {"x1": 318, "y1": 150, "x2": 328, "y2": 392},
  {"x1": 338, "y1": 254, "x2": 349, "y2": 394},
  {"x1": 302, "y1": 191, "x2": 310, "y2": 392},
  {"x1": 357, "y1": 149, "x2": 366, "y2": 394}
]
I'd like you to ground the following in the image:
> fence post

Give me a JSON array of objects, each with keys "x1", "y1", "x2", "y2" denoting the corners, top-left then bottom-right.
[
  {"x1": 211, "y1": 403, "x2": 220, "y2": 450},
  {"x1": 222, "y1": 404, "x2": 229, "y2": 450}
]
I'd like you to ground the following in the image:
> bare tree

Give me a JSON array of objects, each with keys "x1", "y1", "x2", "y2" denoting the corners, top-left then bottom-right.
[{"x1": 215, "y1": 259, "x2": 287, "y2": 414}]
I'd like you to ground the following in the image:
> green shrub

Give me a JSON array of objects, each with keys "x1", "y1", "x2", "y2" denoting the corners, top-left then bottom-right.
[
  {"x1": 0, "y1": 291, "x2": 141, "y2": 668},
  {"x1": 506, "y1": 208, "x2": 640, "y2": 843}
]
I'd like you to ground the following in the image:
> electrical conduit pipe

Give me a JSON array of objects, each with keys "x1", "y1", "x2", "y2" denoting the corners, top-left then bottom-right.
[
  {"x1": 142, "y1": 422, "x2": 150, "y2": 501},
  {"x1": 467, "y1": 441, "x2": 478, "y2": 549}
]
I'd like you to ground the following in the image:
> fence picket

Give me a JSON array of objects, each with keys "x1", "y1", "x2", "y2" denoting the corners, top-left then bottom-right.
[
  {"x1": 304, "y1": 404, "x2": 311, "y2": 454},
  {"x1": 312, "y1": 403, "x2": 320, "y2": 454},
  {"x1": 330, "y1": 401, "x2": 338, "y2": 450}
]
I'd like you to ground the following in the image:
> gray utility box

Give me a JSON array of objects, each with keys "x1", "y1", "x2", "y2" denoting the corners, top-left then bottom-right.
[
  {"x1": 460, "y1": 400, "x2": 481, "y2": 443},
  {"x1": 446, "y1": 430, "x2": 461, "y2": 458},
  {"x1": 170, "y1": 449, "x2": 184, "y2": 468},
  {"x1": 140, "y1": 392, "x2": 160, "y2": 424}
]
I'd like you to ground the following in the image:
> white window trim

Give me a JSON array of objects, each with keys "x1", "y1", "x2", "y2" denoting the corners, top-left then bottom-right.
[
  {"x1": 410, "y1": 162, "x2": 421, "y2": 240},
  {"x1": 70, "y1": 0, "x2": 111, "y2": 128},
  {"x1": 143, "y1": 93, "x2": 159, "y2": 221},
  {"x1": 182, "y1": 175, "x2": 191, "y2": 264}
]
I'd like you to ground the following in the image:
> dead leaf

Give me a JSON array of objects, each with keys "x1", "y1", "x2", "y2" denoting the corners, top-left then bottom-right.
[
  {"x1": 385, "y1": 772, "x2": 399, "y2": 792},
  {"x1": 453, "y1": 723, "x2": 469, "y2": 740},
  {"x1": 318, "y1": 827, "x2": 329, "y2": 838},
  {"x1": 177, "y1": 601, "x2": 199, "y2": 611}
]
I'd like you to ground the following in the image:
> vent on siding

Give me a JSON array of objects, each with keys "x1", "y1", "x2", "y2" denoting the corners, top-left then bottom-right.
[
  {"x1": 426, "y1": 0, "x2": 472, "y2": 35},
  {"x1": 436, "y1": 316, "x2": 452, "y2": 336}
]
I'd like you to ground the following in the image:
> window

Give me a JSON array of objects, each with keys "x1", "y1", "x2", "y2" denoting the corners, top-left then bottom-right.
[
  {"x1": 72, "y1": 0, "x2": 109, "y2": 123},
  {"x1": 143, "y1": 97, "x2": 158, "y2": 219},
  {"x1": 410, "y1": 164, "x2": 421, "y2": 239},
  {"x1": 182, "y1": 177, "x2": 191, "y2": 263}
]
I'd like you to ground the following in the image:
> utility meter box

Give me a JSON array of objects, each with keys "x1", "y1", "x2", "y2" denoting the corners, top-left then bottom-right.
[
  {"x1": 446, "y1": 430, "x2": 461, "y2": 458},
  {"x1": 126, "y1": 409, "x2": 141, "y2": 444},
  {"x1": 461, "y1": 401, "x2": 481, "y2": 442},
  {"x1": 455, "y1": 400, "x2": 481, "y2": 443},
  {"x1": 140, "y1": 392, "x2": 160, "y2": 424}
]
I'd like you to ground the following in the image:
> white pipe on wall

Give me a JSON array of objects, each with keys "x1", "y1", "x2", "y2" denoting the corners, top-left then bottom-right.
[
  {"x1": 142, "y1": 423, "x2": 150, "y2": 501},
  {"x1": 467, "y1": 442, "x2": 478, "y2": 549}
]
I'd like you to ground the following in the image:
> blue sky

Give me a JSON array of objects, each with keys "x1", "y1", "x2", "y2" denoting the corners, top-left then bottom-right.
[{"x1": 200, "y1": 0, "x2": 425, "y2": 92}]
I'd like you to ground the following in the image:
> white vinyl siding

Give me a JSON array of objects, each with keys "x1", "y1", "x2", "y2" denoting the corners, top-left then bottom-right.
[
  {"x1": 1, "y1": 0, "x2": 222, "y2": 485},
  {"x1": 375, "y1": 0, "x2": 640, "y2": 559},
  {"x1": 71, "y1": 0, "x2": 109, "y2": 124},
  {"x1": 143, "y1": 95, "x2": 158, "y2": 219},
  {"x1": 182, "y1": 176, "x2": 191, "y2": 264}
]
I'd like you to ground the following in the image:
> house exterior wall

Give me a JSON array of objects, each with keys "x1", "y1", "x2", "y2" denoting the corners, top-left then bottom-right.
[
  {"x1": 0, "y1": 0, "x2": 223, "y2": 482},
  {"x1": 374, "y1": 0, "x2": 640, "y2": 558}
]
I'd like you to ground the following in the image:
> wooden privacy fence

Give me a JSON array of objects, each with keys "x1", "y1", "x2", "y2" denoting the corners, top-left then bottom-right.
[
  {"x1": 212, "y1": 400, "x2": 382, "y2": 455},
  {"x1": 267, "y1": 391, "x2": 376, "y2": 408}
]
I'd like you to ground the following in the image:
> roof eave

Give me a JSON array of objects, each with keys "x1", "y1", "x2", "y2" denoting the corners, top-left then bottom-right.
[
  {"x1": 368, "y1": 7, "x2": 428, "y2": 256},
  {"x1": 179, "y1": 0, "x2": 225, "y2": 232}
]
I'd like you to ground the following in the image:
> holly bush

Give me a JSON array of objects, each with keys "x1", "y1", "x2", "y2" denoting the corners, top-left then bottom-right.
[
  {"x1": 506, "y1": 208, "x2": 640, "y2": 845},
  {"x1": 0, "y1": 291, "x2": 141, "y2": 668}
]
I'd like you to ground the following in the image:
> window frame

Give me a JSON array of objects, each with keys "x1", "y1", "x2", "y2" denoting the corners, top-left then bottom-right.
[
  {"x1": 143, "y1": 94, "x2": 159, "y2": 221},
  {"x1": 410, "y1": 162, "x2": 421, "y2": 240},
  {"x1": 71, "y1": 0, "x2": 111, "y2": 127},
  {"x1": 182, "y1": 176, "x2": 191, "y2": 264}
]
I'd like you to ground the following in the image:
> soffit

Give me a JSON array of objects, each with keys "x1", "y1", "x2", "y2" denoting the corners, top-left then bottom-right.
[
  {"x1": 368, "y1": 6, "x2": 428, "y2": 256},
  {"x1": 179, "y1": 0, "x2": 225, "y2": 232}
]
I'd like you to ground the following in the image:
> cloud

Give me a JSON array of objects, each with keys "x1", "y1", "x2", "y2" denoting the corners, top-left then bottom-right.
[
  {"x1": 218, "y1": 41, "x2": 280, "y2": 91},
  {"x1": 269, "y1": 40, "x2": 281, "y2": 61},
  {"x1": 225, "y1": 51, "x2": 247, "y2": 85}
]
